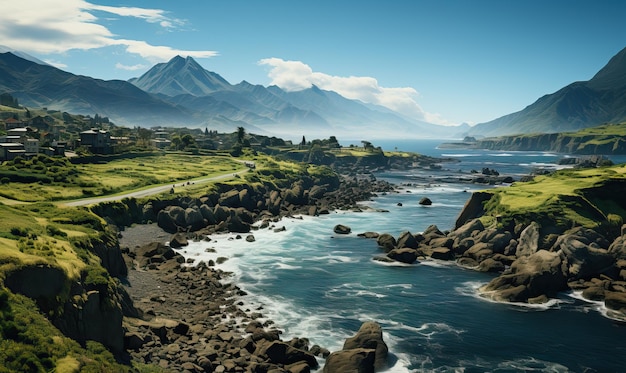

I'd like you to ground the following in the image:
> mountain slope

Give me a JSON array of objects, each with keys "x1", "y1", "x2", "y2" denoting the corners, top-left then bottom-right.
[
  {"x1": 0, "y1": 52, "x2": 193, "y2": 126},
  {"x1": 132, "y1": 56, "x2": 455, "y2": 139},
  {"x1": 468, "y1": 46, "x2": 626, "y2": 137},
  {"x1": 129, "y1": 56, "x2": 232, "y2": 96}
]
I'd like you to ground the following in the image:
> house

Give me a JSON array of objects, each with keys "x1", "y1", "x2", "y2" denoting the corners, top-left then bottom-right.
[
  {"x1": 24, "y1": 138, "x2": 39, "y2": 155},
  {"x1": 151, "y1": 138, "x2": 171, "y2": 149},
  {"x1": 7, "y1": 127, "x2": 30, "y2": 141},
  {"x1": 4, "y1": 118, "x2": 24, "y2": 130},
  {"x1": 80, "y1": 128, "x2": 112, "y2": 154},
  {"x1": 0, "y1": 143, "x2": 25, "y2": 161}
]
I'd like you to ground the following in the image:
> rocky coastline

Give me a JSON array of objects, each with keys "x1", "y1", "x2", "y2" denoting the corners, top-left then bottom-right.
[{"x1": 116, "y1": 173, "x2": 398, "y2": 372}]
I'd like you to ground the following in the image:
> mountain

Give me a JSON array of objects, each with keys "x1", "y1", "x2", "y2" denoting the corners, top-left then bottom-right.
[
  {"x1": 129, "y1": 56, "x2": 232, "y2": 96},
  {"x1": 467, "y1": 46, "x2": 626, "y2": 137},
  {"x1": 0, "y1": 45, "x2": 50, "y2": 66},
  {"x1": 131, "y1": 55, "x2": 454, "y2": 139},
  {"x1": 0, "y1": 52, "x2": 192, "y2": 126}
]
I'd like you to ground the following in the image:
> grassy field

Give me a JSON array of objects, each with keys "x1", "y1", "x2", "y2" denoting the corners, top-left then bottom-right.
[
  {"x1": 482, "y1": 164, "x2": 626, "y2": 228},
  {"x1": 0, "y1": 153, "x2": 245, "y2": 202}
]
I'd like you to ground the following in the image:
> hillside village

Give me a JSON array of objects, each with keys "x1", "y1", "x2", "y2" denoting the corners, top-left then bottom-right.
[{"x1": 0, "y1": 93, "x2": 295, "y2": 161}]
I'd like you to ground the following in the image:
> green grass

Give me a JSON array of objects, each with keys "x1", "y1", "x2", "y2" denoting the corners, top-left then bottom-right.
[
  {"x1": 0, "y1": 153, "x2": 244, "y2": 202},
  {"x1": 480, "y1": 164, "x2": 626, "y2": 230}
]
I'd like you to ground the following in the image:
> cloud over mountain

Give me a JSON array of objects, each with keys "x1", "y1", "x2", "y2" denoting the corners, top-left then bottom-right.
[{"x1": 258, "y1": 58, "x2": 450, "y2": 125}]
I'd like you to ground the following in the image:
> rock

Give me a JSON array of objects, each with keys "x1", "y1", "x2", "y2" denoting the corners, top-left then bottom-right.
[
  {"x1": 323, "y1": 348, "x2": 375, "y2": 373},
  {"x1": 387, "y1": 248, "x2": 418, "y2": 264},
  {"x1": 604, "y1": 291, "x2": 626, "y2": 313},
  {"x1": 333, "y1": 224, "x2": 352, "y2": 235},
  {"x1": 157, "y1": 205, "x2": 187, "y2": 233},
  {"x1": 170, "y1": 233, "x2": 189, "y2": 248},
  {"x1": 185, "y1": 206, "x2": 206, "y2": 231},
  {"x1": 478, "y1": 258, "x2": 505, "y2": 273},
  {"x1": 258, "y1": 340, "x2": 318, "y2": 368},
  {"x1": 376, "y1": 234, "x2": 396, "y2": 252},
  {"x1": 454, "y1": 191, "x2": 493, "y2": 229},
  {"x1": 124, "y1": 331, "x2": 145, "y2": 350},
  {"x1": 246, "y1": 234, "x2": 256, "y2": 242},
  {"x1": 358, "y1": 232, "x2": 379, "y2": 239},
  {"x1": 419, "y1": 197, "x2": 432, "y2": 206},
  {"x1": 516, "y1": 222, "x2": 540, "y2": 257},
  {"x1": 396, "y1": 231, "x2": 419, "y2": 250},
  {"x1": 554, "y1": 227, "x2": 615, "y2": 280},
  {"x1": 342, "y1": 321, "x2": 388, "y2": 371},
  {"x1": 480, "y1": 250, "x2": 567, "y2": 302}
]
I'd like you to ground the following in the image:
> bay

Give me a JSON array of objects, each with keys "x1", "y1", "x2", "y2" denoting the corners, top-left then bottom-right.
[{"x1": 180, "y1": 140, "x2": 626, "y2": 372}]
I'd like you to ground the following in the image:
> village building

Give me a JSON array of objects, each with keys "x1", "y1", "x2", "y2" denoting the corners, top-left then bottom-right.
[{"x1": 79, "y1": 128, "x2": 112, "y2": 154}]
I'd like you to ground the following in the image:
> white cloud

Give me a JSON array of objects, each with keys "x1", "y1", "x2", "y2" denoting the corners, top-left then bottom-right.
[
  {"x1": 115, "y1": 62, "x2": 147, "y2": 71},
  {"x1": 0, "y1": 0, "x2": 216, "y2": 62},
  {"x1": 259, "y1": 58, "x2": 452, "y2": 125},
  {"x1": 43, "y1": 60, "x2": 68, "y2": 69}
]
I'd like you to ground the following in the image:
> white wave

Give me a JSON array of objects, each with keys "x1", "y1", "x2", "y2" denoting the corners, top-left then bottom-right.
[
  {"x1": 384, "y1": 320, "x2": 465, "y2": 339},
  {"x1": 566, "y1": 291, "x2": 626, "y2": 322},
  {"x1": 459, "y1": 281, "x2": 566, "y2": 311},
  {"x1": 488, "y1": 153, "x2": 515, "y2": 157},
  {"x1": 275, "y1": 262, "x2": 302, "y2": 270}
]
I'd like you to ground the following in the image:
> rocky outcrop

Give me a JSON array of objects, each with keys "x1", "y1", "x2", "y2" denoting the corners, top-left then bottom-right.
[
  {"x1": 334, "y1": 224, "x2": 352, "y2": 235},
  {"x1": 324, "y1": 321, "x2": 388, "y2": 372}
]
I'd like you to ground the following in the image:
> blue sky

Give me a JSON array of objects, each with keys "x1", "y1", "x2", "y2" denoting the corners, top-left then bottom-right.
[{"x1": 1, "y1": 0, "x2": 625, "y2": 126}]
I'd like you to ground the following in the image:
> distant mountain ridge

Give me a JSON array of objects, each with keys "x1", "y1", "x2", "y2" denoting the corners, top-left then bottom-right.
[
  {"x1": 129, "y1": 55, "x2": 452, "y2": 138},
  {"x1": 467, "y1": 46, "x2": 626, "y2": 137},
  {"x1": 0, "y1": 51, "x2": 454, "y2": 138},
  {"x1": 0, "y1": 52, "x2": 192, "y2": 127}
]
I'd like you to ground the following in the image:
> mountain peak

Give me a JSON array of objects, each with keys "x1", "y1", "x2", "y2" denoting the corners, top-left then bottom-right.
[
  {"x1": 588, "y1": 46, "x2": 626, "y2": 90},
  {"x1": 130, "y1": 55, "x2": 232, "y2": 97}
]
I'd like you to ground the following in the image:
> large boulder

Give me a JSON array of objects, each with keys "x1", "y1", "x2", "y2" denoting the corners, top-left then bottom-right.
[
  {"x1": 480, "y1": 250, "x2": 567, "y2": 303},
  {"x1": 396, "y1": 231, "x2": 419, "y2": 249},
  {"x1": 553, "y1": 228, "x2": 615, "y2": 280},
  {"x1": 516, "y1": 222, "x2": 541, "y2": 257},
  {"x1": 387, "y1": 248, "x2": 418, "y2": 264},
  {"x1": 376, "y1": 234, "x2": 396, "y2": 253},
  {"x1": 342, "y1": 321, "x2": 388, "y2": 371},
  {"x1": 157, "y1": 205, "x2": 186, "y2": 233},
  {"x1": 184, "y1": 206, "x2": 205, "y2": 231},
  {"x1": 323, "y1": 349, "x2": 376, "y2": 373}
]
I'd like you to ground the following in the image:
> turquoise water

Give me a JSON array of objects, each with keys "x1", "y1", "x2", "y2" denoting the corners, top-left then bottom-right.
[{"x1": 181, "y1": 140, "x2": 626, "y2": 372}]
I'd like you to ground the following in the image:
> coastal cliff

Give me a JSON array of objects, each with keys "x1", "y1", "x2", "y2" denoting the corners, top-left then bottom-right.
[
  {"x1": 466, "y1": 122, "x2": 626, "y2": 155},
  {"x1": 372, "y1": 165, "x2": 626, "y2": 318}
]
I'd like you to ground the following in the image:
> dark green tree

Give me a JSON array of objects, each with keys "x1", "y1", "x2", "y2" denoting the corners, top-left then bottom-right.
[{"x1": 237, "y1": 127, "x2": 246, "y2": 144}]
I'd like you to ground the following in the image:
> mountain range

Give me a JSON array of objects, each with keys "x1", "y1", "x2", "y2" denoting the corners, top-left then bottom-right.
[
  {"x1": 1, "y1": 46, "x2": 625, "y2": 139},
  {"x1": 0, "y1": 52, "x2": 454, "y2": 139},
  {"x1": 467, "y1": 46, "x2": 626, "y2": 137}
]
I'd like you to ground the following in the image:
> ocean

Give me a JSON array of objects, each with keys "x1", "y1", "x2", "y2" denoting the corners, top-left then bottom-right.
[{"x1": 179, "y1": 139, "x2": 626, "y2": 372}]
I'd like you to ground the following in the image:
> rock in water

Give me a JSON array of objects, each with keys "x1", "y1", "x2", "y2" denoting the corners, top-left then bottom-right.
[
  {"x1": 333, "y1": 224, "x2": 352, "y2": 235},
  {"x1": 323, "y1": 321, "x2": 388, "y2": 372},
  {"x1": 419, "y1": 197, "x2": 432, "y2": 205}
]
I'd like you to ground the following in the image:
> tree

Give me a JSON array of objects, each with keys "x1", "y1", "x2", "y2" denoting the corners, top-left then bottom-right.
[
  {"x1": 236, "y1": 127, "x2": 246, "y2": 144},
  {"x1": 204, "y1": 127, "x2": 209, "y2": 136},
  {"x1": 301, "y1": 136, "x2": 306, "y2": 146}
]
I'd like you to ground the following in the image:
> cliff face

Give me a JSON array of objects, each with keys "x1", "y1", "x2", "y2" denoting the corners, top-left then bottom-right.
[{"x1": 476, "y1": 132, "x2": 626, "y2": 154}]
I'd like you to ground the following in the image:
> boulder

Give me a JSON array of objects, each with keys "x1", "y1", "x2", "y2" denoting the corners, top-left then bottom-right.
[
  {"x1": 334, "y1": 224, "x2": 352, "y2": 235},
  {"x1": 387, "y1": 248, "x2": 418, "y2": 264},
  {"x1": 257, "y1": 340, "x2": 318, "y2": 368},
  {"x1": 323, "y1": 348, "x2": 376, "y2": 373},
  {"x1": 185, "y1": 206, "x2": 205, "y2": 231},
  {"x1": 516, "y1": 222, "x2": 540, "y2": 258},
  {"x1": 169, "y1": 233, "x2": 188, "y2": 248},
  {"x1": 376, "y1": 234, "x2": 396, "y2": 252},
  {"x1": 480, "y1": 250, "x2": 567, "y2": 302},
  {"x1": 396, "y1": 231, "x2": 418, "y2": 249},
  {"x1": 157, "y1": 205, "x2": 186, "y2": 233},
  {"x1": 554, "y1": 228, "x2": 615, "y2": 280},
  {"x1": 342, "y1": 321, "x2": 388, "y2": 371},
  {"x1": 419, "y1": 197, "x2": 432, "y2": 206}
]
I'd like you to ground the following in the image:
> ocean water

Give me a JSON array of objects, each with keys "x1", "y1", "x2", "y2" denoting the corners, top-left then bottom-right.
[{"x1": 179, "y1": 140, "x2": 626, "y2": 372}]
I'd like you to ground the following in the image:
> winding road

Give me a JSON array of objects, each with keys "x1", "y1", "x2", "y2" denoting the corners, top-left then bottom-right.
[{"x1": 62, "y1": 168, "x2": 249, "y2": 207}]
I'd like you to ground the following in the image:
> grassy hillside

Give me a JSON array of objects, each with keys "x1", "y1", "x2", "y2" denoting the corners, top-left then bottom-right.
[{"x1": 477, "y1": 164, "x2": 626, "y2": 235}]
